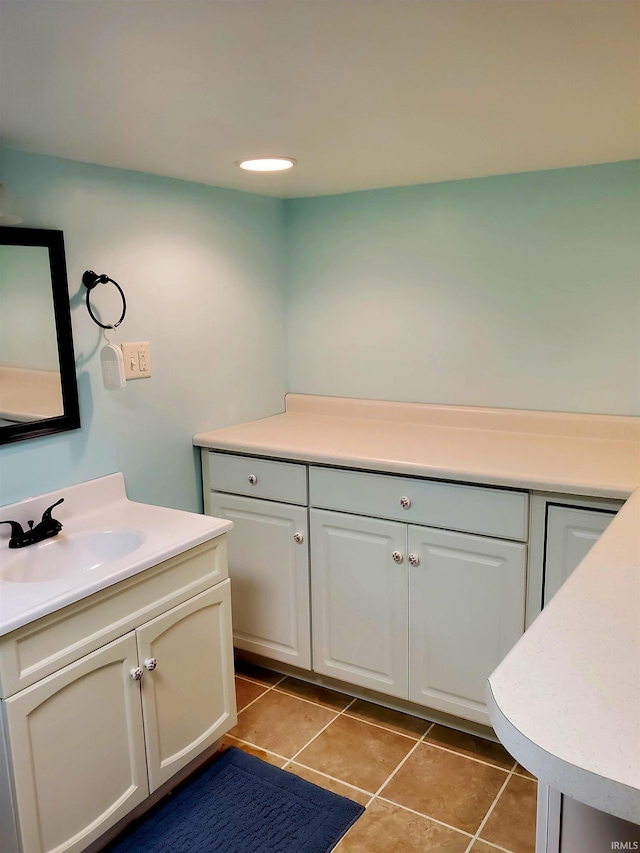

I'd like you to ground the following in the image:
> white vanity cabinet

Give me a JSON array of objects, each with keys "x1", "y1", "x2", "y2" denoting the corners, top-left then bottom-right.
[
  {"x1": 309, "y1": 469, "x2": 528, "y2": 724},
  {"x1": 4, "y1": 632, "x2": 149, "y2": 853},
  {"x1": 205, "y1": 452, "x2": 311, "y2": 669},
  {"x1": 0, "y1": 538, "x2": 236, "y2": 853}
]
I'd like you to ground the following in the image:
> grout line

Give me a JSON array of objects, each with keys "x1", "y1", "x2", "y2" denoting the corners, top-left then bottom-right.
[
  {"x1": 464, "y1": 837, "x2": 517, "y2": 853},
  {"x1": 331, "y1": 723, "x2": 436, "y2": 848},
  {"x1": 235, "y1": 686, "x2": 275, "y2": 715},
  {"x1": 235, "y1": 672, "x2": 287, "y2": 689},
  {"x1": 287, "y1": 761, "x2": 374, "y2": 799},
  {"x1": 224, "y1": 735, "x2": 289, "y2": 765},
  {"x1": 363, "y1": 722, "x2": 433, "y2": 808},
  {"x1": 374, "y1": 795, "x2": 474, "y2": 839},
  {"x1": 270, "y1": 686, "x2": 360, "y2": 715},
  {"x1": 462, "y1": 766, "x2": 517, "y2": 853},
  {"x1": 234, "y1": 673, "x2": 288, "y2": 715},
  {"x1": 283, "y1": 697, "x2": 359, "y2": 767},
  {"x1": 512, "y1": 768, "x2": 537, "y2": 781},
  {"x1": 416, "y1": 738, "x2": 516, "y2": 773},
  {"x1": 337, "y1": 712, "x2": 426, "y2": 741}
]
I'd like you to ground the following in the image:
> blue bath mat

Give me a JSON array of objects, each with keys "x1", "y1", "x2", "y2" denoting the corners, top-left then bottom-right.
[{"x1": 107, "y1": 747, "x2": 364, "y2": 853}]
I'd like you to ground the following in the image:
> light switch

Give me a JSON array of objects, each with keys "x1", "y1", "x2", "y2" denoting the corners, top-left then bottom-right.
[{"x1": 121, "y1": 342, "x2": 152, "y2": 380}]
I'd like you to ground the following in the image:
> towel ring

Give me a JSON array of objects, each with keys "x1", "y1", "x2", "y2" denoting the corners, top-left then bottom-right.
[{"x1": 82, "y1": 270, "x2": 127, "y2": 329}]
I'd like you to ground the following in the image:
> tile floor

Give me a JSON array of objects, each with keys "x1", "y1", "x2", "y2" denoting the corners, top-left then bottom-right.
[{"x1": 221, "y1": 661, "x2": 537, "y2": 853}]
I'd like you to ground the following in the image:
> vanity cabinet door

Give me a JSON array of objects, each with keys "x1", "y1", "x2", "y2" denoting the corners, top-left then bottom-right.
[
  {"x1": 136, "y1": 580, "x2": 236, "y2": 792},
  {"x1": 408, "y1": 526, "x2": 527, "y2": 725},
  {"x1": 3, "y1": 633, "x2": 148, "y2": 853},
  {"x1": 543, "y1": 505, "x2": 615, "y2": 606},
  {"x1": 310, "y1": 509, "x2": 408, "y2": 698},
  {"x1": 210, "y1": 492, "x2": 311, "y2": 669}
]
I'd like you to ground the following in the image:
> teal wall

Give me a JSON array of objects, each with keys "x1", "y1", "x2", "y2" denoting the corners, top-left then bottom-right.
[
  {"x1": 1, "y1": 151, "x2": 638, "y2": 511},
  {"x1": 0, "y1": 148, "x2": 288, "y2": 508},
  {"x1": 284, "y1": 161, "x2": 640, "y2": 415}
]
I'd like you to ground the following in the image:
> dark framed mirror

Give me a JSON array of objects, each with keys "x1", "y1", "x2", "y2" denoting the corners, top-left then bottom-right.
[{"x1": 0, "y1": 226, "x2": 80, "y2": 445}]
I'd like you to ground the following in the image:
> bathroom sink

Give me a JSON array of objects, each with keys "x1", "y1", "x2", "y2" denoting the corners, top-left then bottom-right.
[
  {"x1": 0, "y1": 473, "x2": 234, "y2": 635},
  {"x1": 0, "y1": 529, "x2": 146, "y2": 584}
]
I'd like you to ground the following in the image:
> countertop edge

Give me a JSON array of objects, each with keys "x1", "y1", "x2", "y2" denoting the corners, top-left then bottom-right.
[
  {"x1": 193, "y1": 437, "x2": 635, "y2": 500},
  {"x1": 486, "y1": 684, "x2": 640, "y2": 825}
]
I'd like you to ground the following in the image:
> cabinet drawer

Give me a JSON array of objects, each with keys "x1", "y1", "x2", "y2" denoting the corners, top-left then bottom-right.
[
  {"x1": 209, "y1": 452, "x2": 308, "y2": 505},
  {"x1": 309, "y1": 467, "x2": 528, "y2": 541}
]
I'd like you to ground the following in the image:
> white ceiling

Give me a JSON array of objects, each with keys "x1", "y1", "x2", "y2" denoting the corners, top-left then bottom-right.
[{"x1": 1, "y1": 1, "x2": 638, "y2": 198}]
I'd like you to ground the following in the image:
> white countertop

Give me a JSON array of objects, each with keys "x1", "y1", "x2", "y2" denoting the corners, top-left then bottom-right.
[
  {"x1": 489, "y1": 489, "x2": 640, "y2": 824},
  {"x1": 194, "y1": 393, "x2": 640, "y2": 822},
  {"x1": 194, "y1": 394, "x2": 640, "y2": 498},
  {"x1": 0, "y1": 474, "x2": 232, "y2": 637}
]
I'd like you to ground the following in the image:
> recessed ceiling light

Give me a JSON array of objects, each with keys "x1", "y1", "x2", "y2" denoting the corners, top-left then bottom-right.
[{"x1": 238, "y1": 157, "x2": 296, "y2": 172}]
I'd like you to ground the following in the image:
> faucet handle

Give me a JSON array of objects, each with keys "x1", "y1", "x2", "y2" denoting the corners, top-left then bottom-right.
[{"x1": 41, "y1": 498, "x2": 64, "y2": 521}]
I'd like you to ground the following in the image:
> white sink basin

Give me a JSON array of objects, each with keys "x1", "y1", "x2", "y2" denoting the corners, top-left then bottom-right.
[
  {"x1": 0, "y1": 529, "x2": 146, "y2": 584},
  {"x1": 0, "y1": 473, "x2": 234, "y2": 636}
]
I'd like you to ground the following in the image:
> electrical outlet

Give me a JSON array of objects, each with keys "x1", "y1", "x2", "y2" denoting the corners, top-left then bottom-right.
[{"x1": 121, "y1": 342, "x2": 152, "y2": 380}]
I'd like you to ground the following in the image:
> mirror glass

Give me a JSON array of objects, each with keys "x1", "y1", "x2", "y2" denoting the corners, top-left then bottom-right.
[{"x1": 0, "y1": 227, "x2": 80, "y2": 444}]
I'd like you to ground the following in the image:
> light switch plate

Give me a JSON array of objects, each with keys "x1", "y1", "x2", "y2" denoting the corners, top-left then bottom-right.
[{"x1": 121, "y1": 342, "x2": 152, "y2": 380}]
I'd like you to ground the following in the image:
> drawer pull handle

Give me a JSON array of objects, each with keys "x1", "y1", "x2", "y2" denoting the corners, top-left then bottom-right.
[
  {"x1": 145, "y1": 658, "x2": 158, "y2": 671},
  {"x1": 399, "y1": 496, "x2": 411, "y2": 509},
  {"x1": 408, "y1": 554, "x2": 420, "y2": 567},
  {"x1": 391, "y1": 551, "x2": 404, "y2": 564},
  {"x1": 293, "y1": 532, "x2": 304, "y2": 544},
  {"x1": 247, "y1": 474, "x2": 258, "y2": 485},
  {"x1": 130, "y1": 667, "x2": 144, "y2": 681}
]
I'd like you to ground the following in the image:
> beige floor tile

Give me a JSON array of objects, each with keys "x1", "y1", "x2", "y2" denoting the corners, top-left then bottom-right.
[
  {"x1": 334, "y1": 799, "x2": 471, "y2": 853},
  {"x1": 344, "y1": 699, "x2": 432, "y2": 738},
  {"x1": 381, "y1": 742, "x2": 508, "y2": 834},
  {"x1": 229, "y1": 689, "x2": 336, "y2": 757},
  {"x1": 275, "y1": 677, "x2": 354, "y2": 710},
  {"x1": 479, "y1": 774, "x2": 537, "y2": 853},
  {"x1": 219, "y1": 735, "x2": 287, "y2": 767},
  {"x1": 286, "y1": 762, "x2": 371, "y2": 806},
  {"x1": 233, "y1": 658, "x2": 283, "y2": 685},
  {"x1": 296, "y1": 715, "x2": 416, "y2": 793},
  {"x1": 235, "y1": 676, "x2": 268, "y2": 711},
  {"x1": 425, "y1": 724, "x2": 516, "y2": 770}
]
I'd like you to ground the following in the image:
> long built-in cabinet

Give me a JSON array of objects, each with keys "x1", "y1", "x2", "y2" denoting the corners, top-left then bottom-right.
[
  {"x1": 0, "y1": 538, "x2": 236, "y2": 853},
  {"x1": 203, "y1": 449, "x2": 622, "y2": 727}
]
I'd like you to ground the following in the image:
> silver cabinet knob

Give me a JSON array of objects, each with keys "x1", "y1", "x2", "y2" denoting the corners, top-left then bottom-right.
[
  {"x1": 391, "y1": 551, "x2": 404, "y2": 563},
  {"x1": 293, "y1": 532, "x2": 304, "y2": 544},
  {"x1": 248, "y1": 474, "x2": 258, "y2": 485},
  {"x1": 399, "y1": 496, "x2": 411, "y2": 509},
  {"x1": 408, "y1": 554, "x2": 420, "y2": 567},
  {"x1": 130, "y1": 667, "x2": 144, "y2": 681},
  {"x1": 144, "y1": 658, "x2": 158, "y2": 671}
]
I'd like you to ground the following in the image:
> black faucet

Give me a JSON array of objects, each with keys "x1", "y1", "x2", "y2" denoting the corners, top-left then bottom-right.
[{"x1": 0, "y1": 498, "x2": 65, "y2": 549}]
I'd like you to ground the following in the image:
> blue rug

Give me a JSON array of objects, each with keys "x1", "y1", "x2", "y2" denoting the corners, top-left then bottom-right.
[{"x1": 107, "y1": 747, "x2": 365, "y2": 852}]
